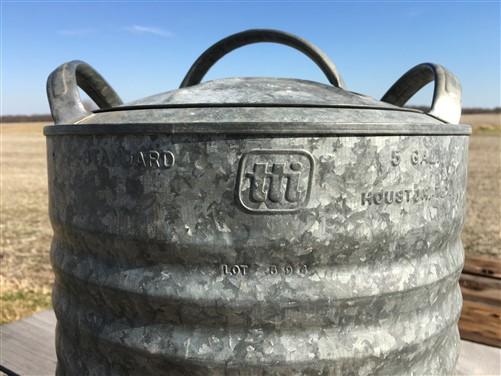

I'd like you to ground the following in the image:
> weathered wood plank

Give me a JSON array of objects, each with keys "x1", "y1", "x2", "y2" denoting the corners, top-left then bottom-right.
[
  {"x1": 0, "y1": 310, "x2": 57, "y2": 376},
  {"x1": 460, "y1": 273, "x2": 501, "y2": 305},
  {"x1": 459, "y1": 256, "x2": 501, "y2": 347},
  {"x1": 459, "y1": 298, "x2": 501, "y2": 348},
  {"x1": 455, "y1": 339, "x2": 501, "y2": 375},
  {"x1": 463, "y1": 255, "x2": 501, "y2": 279}
]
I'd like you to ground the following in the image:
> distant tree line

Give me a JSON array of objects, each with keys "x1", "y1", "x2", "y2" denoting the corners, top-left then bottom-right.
[
  {"x1": 409, "y1": 106, "x2": 501, "y2": 114},
  {"x1": 1, "y1": 107, "x2": 500, "y2": 123},
  {"x1": 461, "y1": 107, "x2": 501, "y2": 114},
  {"x1": 1, "y1": 114, "x2": 53, "y2": 123}
]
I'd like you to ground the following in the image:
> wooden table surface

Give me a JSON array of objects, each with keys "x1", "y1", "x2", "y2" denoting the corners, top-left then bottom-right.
[{"x1": 1, "y1": 310, "x2": 499, "y2": 376}]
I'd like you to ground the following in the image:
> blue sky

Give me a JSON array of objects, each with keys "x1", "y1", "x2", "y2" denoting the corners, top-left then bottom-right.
[{"x1": 1, "y1": 1, "x2": 500, "y2": 115}]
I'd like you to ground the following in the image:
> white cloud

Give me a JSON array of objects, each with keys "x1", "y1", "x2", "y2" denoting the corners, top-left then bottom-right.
[
  {"x1": 58, "y1": 28, "x2": 95, "y2": 36},
  {"x1": 125, "y1": 25, "x2": 173, "y2": 38}
]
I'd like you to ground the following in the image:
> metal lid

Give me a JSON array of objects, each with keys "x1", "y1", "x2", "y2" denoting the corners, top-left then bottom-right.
[
  {"x1": 45, "y1": 29, "x2": 470, "y2": 136},
  {"x1": 112, "y1": 77, "x2": 401, "y2": 109}
]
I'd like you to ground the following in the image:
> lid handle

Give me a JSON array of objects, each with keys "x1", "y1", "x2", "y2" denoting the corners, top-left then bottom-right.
[
  {"x1": 47, "y1": 60, "x2": 123, "y2": 124},
  {"x1": 180, "y1": 29, "x2": 345, "y2": 89},
  {"x1": 381, "y1": 63, "x2": 462, "y2": 123}
]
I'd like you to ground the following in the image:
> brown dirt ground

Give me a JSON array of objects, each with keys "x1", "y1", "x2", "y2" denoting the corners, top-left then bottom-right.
[{"x1": 1, "y1": 115, "x2": 500, "y2": 323}]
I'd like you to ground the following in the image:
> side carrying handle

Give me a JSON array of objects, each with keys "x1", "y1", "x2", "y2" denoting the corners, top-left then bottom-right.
[
  {"x1": 47, "y1": 60, "x2": 123, "y2": 124},
  {"x1": 381, "y1": 63, "x2": 462, "y2": 124},
  {"x1": 180, "y1": 29, "x2": 345, "y2": 89}
]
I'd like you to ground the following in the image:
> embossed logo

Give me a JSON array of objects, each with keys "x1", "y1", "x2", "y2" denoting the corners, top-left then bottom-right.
[{"x1": 236, "y1": 150, "x2": 314, "y2": 213}]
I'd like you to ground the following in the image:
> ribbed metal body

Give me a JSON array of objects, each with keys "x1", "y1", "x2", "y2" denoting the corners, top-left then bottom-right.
[
  {"x1": 45, "y1": 28, "x2": 470, "y2": 375},
  {"x1": 46, "y1": 130, "x2": 468, "y2": 375}
]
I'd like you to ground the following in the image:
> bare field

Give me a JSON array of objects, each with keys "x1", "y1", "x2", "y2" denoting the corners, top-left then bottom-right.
[
  {"x1": 462, "y1": 113, "x2": 501, "y2": 133},
  {"x1": 462, "y1": 134, "x2": 501, "y2": 257},
  {"x1": 1, "y1": 115, "x2": 500, "y2": 323},
  {"x1": 1, "y1": 123, "x2": 52, "y2": 323}
]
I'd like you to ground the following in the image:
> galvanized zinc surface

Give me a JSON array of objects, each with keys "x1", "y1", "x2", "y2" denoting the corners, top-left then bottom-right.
[
  {"x1": 47, "y1": 132, "x2": 468, "y2": 375},
  {"x1": 74, "y1": 78, "x2": 453, "y2": 129},
  {"x1": 45, "y1": 28, "x2": 470, "y2": 376},
  {"x1": 115, "y1": 78, "x2": 399, "y2": 107}
]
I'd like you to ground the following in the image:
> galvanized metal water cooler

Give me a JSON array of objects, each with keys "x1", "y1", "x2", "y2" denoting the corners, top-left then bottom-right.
[{"x1": 45, "y1": 29, "x2": 470, "y2": 375}]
